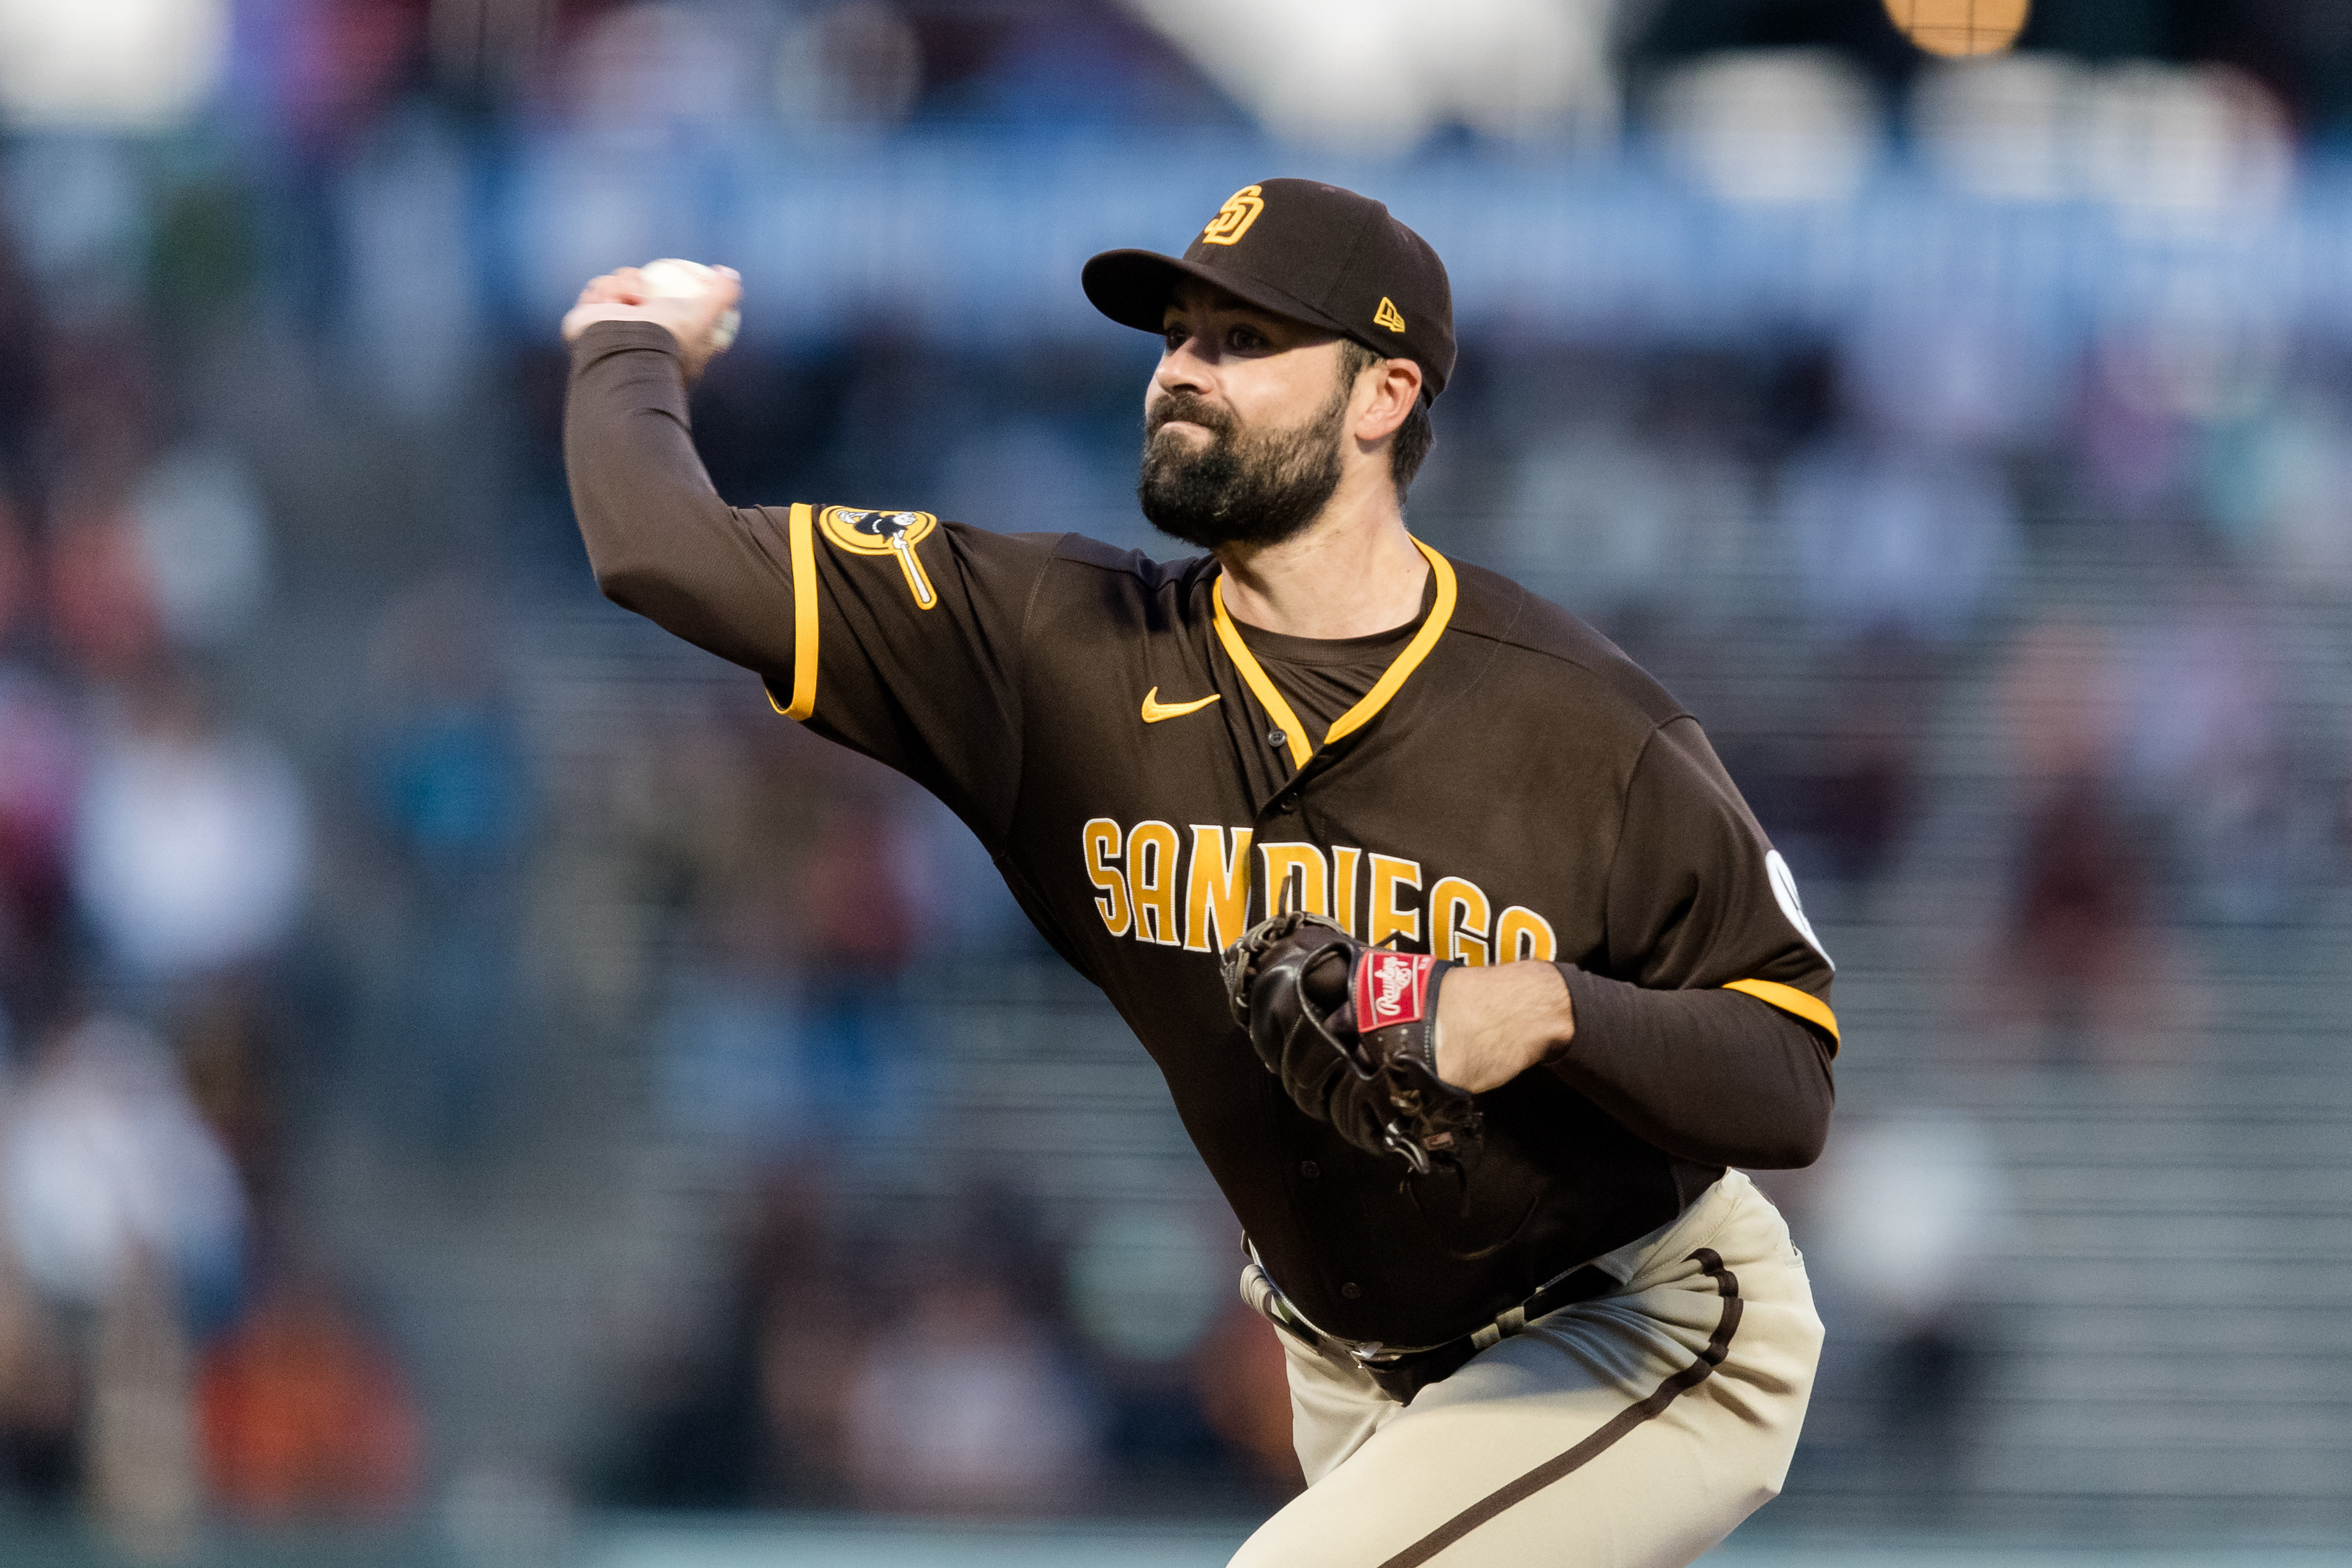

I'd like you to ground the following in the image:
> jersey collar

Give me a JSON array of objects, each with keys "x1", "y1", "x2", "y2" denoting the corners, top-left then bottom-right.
[{"x1": 1210, "y1": 537, "x2": 1459, "y2": 771}]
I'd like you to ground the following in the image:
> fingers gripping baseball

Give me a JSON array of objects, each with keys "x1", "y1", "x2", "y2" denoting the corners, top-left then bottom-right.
[
  {"x1": 561, "y1": 260, "x2": 743, "y2": 381},
  {"x1": 1221, "y1": 913, "x2": 1483, "y2": 1174}
]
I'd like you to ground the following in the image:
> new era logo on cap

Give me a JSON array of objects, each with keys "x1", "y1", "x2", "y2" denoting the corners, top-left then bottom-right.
[{"x1": 1373, "y1": 297, "x2": 1406, "y2": 334}]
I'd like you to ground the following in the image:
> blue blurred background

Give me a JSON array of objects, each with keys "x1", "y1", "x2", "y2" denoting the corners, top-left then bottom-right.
[{"x1": 0, "y1": 0, "x2": 2349, "y2": 1562}]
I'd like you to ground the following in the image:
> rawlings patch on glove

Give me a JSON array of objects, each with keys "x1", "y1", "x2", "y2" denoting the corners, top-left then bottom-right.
[{"x1": 1220, "y1": 911, "x2": 1483, "y2": 1176}]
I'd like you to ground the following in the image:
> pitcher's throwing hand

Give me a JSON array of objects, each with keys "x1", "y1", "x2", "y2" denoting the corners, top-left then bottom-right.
[{"x1": 561, "y1": 260, "x2": 741, "y2": 382}]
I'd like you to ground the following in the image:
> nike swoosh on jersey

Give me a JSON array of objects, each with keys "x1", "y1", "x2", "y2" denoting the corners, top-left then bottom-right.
[{"x1": 1140, "y1": 687, "x2": 1222, "y2": 723}]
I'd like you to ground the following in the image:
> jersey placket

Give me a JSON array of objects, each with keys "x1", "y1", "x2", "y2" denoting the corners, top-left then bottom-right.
[
  {"x1": 1211, "y1": 545, "x2": 1454, "y2": 782},
  {"x1": 1203, "y1": 548, "x2": 1460, "y2": 938}
]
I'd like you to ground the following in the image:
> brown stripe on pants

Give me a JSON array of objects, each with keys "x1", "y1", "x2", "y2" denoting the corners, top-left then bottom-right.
[{"x1": 1377, "y1": 1250, "x2": 1743, "y2": 1568}]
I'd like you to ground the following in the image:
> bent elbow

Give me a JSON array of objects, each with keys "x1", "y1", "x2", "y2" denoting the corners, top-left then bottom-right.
[
  {"x1": 1750, "y1": 1024, "x2": 1836, "y2": 1169},
  {"x1": 1786, "y1": 1118, "x2": 1832, "y2": 1170},
  {"x1": 591, "y1": 553, "x2": 676, "y2": 619},
  {"x1": 1743, "y1": 1114, "x2": 1830, "y2": 1172}
]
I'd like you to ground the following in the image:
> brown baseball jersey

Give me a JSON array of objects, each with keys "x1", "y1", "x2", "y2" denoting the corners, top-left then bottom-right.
[{"x1": 567, "y1": 322, "x2": 1838, "y2": 1349}]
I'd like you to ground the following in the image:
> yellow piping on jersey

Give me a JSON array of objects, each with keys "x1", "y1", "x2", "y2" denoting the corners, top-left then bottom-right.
[
  {"x1": 1209, "y1": 537, "x2": 1458, "y2": 771},
  {"x1": 1326, "y1": 539, "x2": 1455, "y2": 746},
  {"x1": 776, "y1": 501, "x2": 820, "y2": 721},
  {"x1": 1211, "y1": 580, "x2": 1314, "y2": 769},
  {"x1": 1723, "y1": 979, "x2": 1839, "y2": 1049}
]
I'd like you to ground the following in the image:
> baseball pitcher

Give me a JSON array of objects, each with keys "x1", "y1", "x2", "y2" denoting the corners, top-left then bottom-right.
[{"x1": 561, "y1": 179, "x2": 1835, "y2": 1567}]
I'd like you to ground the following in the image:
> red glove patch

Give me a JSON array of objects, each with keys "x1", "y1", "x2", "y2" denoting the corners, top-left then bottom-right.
[{"x1": 1356, "y1": 950, "x2": 1435, "y2": 1032}]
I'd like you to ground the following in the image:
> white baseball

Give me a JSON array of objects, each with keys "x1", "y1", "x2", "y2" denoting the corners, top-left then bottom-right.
[{"x1": 637, "y1": 257, "x2": 740, "y2": 351}]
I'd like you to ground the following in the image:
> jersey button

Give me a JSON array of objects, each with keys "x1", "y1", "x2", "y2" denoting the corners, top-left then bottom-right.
[
  {"x1": 1267, "y1": 728, "x2": 1287, "y2": 747},
  {"x1": 1299, "y1": 1160, "x2": 1320, "y2": 1179},
  {"x1": 1276, "y1": 795, "x2": 1298, "y2": 812},
  {"x1": 1340, "y1": 1282, "x2": 1363, "y2": 1300}
]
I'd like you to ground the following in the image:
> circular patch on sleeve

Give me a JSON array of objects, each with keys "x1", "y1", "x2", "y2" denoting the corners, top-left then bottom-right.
[
  {"x1": 817, "y1": 506, "x2": 940, "y2": 608},
  {"x1": 818, "y1": 507, "x2": 937, "y2": 553},
  {"x1": 1766, "y1": 850, "x2": 1834, "y2": 971}
]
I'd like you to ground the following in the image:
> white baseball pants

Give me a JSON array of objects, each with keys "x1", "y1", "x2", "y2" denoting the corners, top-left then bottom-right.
[{"x1": 1229, "y1": 1170, "x2": 1821, "y2": 1568}]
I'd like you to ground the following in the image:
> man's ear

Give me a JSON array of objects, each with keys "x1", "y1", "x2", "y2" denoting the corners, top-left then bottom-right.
[{"x1": 1354, "y1": 357, "x2": 1423, "y2": 445}]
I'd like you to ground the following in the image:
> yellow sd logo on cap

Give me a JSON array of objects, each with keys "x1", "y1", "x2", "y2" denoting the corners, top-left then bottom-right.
[{"x1": 1201, "y1": 185, "x2": 1266, "y2": 246}]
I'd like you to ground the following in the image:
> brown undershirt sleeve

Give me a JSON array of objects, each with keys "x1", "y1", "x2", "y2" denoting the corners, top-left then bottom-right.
[
  {"x1": 1546, "y1": 970, "x2": 1834, "y2": 1170},
  {"x1": 564, "y1": 320, "x2": 797, "y2": 676}
]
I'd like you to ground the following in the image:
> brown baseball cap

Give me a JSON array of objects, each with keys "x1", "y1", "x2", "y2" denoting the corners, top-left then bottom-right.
[{"x1": 1083, "y1": 178, "x2": 1457, "y2": 403}]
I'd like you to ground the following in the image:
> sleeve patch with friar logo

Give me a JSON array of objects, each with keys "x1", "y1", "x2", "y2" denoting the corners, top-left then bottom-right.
[
  {"x1": 1358, "y1": 950, "x2": 1435, "y2": 1030},
  {"x1": 819, "y1": 506, "x2": 940, "y2": 609}
]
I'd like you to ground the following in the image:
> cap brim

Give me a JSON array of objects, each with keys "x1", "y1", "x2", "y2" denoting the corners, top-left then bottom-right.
[{"x1": 1082, "y1": 249, "x2": 1357, "y2": 344}]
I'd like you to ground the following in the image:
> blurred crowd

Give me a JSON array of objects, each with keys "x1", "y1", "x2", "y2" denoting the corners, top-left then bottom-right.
[
  {"x1": 0, "y1": 212, "x2": 424, "y2": 1555},
  {"x1": 589, "y1": 1167, "x2": 1306, "y2": 1514},
  {"x1": 0, "y1": 0, "x2": 2344, "y2": 1551}
]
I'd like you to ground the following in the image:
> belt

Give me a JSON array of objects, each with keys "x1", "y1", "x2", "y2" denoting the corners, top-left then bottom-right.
[{"x1": 1244, "y1": 1247, "x2": 1623, "y2": 1405}]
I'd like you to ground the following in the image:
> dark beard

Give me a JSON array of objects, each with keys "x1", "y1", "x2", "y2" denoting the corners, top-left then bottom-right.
[{"x1": 1136, "y1": 378, "x2": 1350, "y2": 551}]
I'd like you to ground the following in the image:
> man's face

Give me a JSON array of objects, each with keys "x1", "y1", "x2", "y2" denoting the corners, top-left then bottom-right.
[{"x1": 1138, "y1": 283, "x2": 1356, "y2": 551}]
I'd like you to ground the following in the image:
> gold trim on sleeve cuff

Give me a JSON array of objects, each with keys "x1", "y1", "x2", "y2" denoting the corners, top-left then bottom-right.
[
  {"x1": 1722, "y1": 979, "x2": 1840, "y2": 1046},
  {"x1": 780, "y1": 501, "x2": 818, "y2": 721}
]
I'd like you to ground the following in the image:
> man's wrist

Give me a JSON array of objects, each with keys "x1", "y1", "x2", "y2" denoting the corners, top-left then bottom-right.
[
  {"x1": 1433, "y1": 960, "x2": 1576, "y2": 1092},
  {"x1": 1539, "y1": 961, "x2": 1576, "y2": 1063},
  {"x1": 566, "y1": 318, "x2": 691, "y2": 383},
  {"x1": 565, "y1": 304, "x2": 679, "y2": 346}
]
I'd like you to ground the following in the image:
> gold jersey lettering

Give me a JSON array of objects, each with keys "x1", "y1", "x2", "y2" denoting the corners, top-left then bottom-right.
[
  {"x1": 1185, "y1": 825, "x2": 1255, "y2": 954},
  {"x1": 1495, "y1": 905, "x2": 1557, "y2": 962},
  {"x1": 1083, "y1": 818, "x2": 1130, "y2": 936},
  {"x1": 1429, "y1": 875, "x2": 1491, "y2": 966},
  {"x1": 1128, "y1": 821, "x2": 1182, "y2": 945},
  {"x1": 1331, "y1": 846, "x2": 1363, "y2": 938},
  {"x1": 1258, "y1": 842, "x2": 1330, "y2": 920},
  {"x1": 1079, "y1": 817, "x2": 1555, "y2": 968},
  {"x1": 1367, "y1": 854, "x2": 1422, "y2": 947}
]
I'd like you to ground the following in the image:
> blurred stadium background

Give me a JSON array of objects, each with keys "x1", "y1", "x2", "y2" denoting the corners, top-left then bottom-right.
[{"x1": 0, "y1": 0, "x2": 2348, "y2": 1563}]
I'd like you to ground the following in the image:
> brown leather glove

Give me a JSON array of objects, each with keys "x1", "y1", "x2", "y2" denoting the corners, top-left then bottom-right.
[{"x1": 1220, "y1": 912, "x2": 1482, "y2": 1176}]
